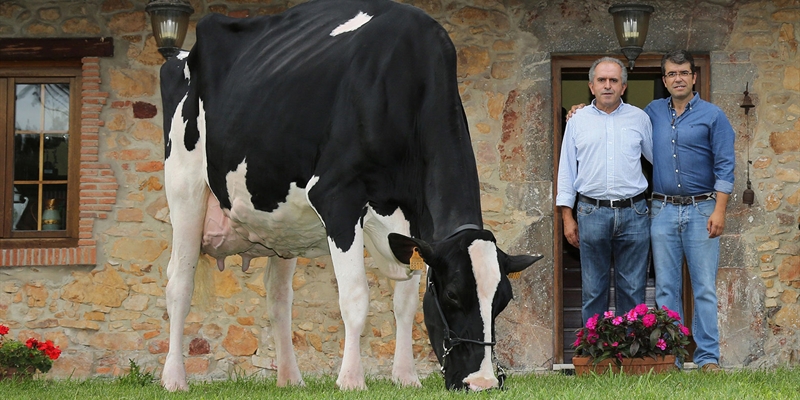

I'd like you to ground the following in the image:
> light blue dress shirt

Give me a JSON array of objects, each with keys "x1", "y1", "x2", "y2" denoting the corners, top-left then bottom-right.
[
  {"x1": 556, "y1": 99, "x2": 653, "y2": 208},
  {"x1": 644, "y1": 93, "x2": 735, "y2": 196}
]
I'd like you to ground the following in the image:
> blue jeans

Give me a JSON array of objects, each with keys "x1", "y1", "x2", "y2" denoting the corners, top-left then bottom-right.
[
  {"x1": 577, "y1": 198, "x2": 650, "y2": 324},
  {"x1": 650, "y1": 198, "x2": 720, "y2": 367}
]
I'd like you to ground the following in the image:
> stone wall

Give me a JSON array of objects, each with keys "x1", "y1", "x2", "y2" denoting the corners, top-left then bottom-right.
[{"x1": 0, "y1": 0, "x2": 798, "y2": 381}]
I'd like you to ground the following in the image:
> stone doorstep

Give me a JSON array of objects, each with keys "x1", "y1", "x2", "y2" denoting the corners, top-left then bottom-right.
[{"x1": 552, "y1": 362, "x2": 699, "y2": 373}]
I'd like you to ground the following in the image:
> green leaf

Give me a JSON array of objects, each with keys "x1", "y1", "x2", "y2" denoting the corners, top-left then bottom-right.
[
  {"x1": 649, "y1": 328, "x2": 661, "y2": 346},
  {"x1": 630, "y1": 341, "x2": 640, "y2": 356}
]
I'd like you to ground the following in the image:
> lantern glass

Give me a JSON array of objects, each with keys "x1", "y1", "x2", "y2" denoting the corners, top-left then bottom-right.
[
  {"x1": 609, "y1": 4, "x2": 654, "y2": 70},
  {"x1": 610, "y1": 6, "x2": 652, "y2": 48},
  {"x1": 151, "y1": 9, "x2": 189, "y2": 50},
  {"x1": 146, "y1": 0, "x2": 194, "y2": 59}
]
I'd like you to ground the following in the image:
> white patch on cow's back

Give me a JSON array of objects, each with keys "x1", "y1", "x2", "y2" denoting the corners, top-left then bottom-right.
[
  {"x1": 221, "y1": 162, "x2": 328, "y2": 258},
  {"x1": 330, "y1": 11, "x2": 373, "y2": 36},
  {"x1": 465, "y1": 239, "x2": 501, "y2": 389}
]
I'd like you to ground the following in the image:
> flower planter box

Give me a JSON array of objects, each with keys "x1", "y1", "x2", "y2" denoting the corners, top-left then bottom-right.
[
  {"x1": 0, "y1": 366, "x2": 36, "y2": 381},
  {"x1": 572, "y1": 355, "x2": 677, "y2": 376}
]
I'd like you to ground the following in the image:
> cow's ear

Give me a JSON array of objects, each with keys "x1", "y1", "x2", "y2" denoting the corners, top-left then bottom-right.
[
  {"x1": 504, "y1": 253, "x2": 543, "y2": 279},
  {"x1": 388, "y1": 233, "x2": 433, "y2": 267}
]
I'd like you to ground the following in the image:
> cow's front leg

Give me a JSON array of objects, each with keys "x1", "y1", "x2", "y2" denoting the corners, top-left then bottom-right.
[
  {"x1": 265, "y1": 256, "x2": 304, "y2": 386},
  {"x1": 392, "y1": 271, "x2": 422, "y2": 387},
  {"x1": 329, "y1": 225, "x2": 369, "y2": 390},
  {"x1": 161, "y1": 184, "x2": 208, "y2": 391}
]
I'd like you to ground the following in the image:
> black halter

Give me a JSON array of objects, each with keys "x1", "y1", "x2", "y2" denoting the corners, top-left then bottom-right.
[{"x1": 427, "y1": 275, "x2": 507, "y2": 389}]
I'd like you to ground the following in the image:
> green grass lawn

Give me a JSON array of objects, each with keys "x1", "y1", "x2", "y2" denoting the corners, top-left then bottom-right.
[{"x1": 2, "y1": 367, "x2": 799, "y2": 399}]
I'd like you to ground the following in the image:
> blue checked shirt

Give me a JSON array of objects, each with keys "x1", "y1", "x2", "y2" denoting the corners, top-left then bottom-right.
[
  {"x1": 556, "y1": 100, "x2": 653, "y2": 208},
  {"x1": 644, "y1": 93, "x2": 735, "y2": 196}
]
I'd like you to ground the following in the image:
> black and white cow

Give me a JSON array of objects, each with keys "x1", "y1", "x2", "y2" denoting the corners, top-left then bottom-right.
[{"x1": 158, "y1": 0, "x2": 541, "y2": 391}]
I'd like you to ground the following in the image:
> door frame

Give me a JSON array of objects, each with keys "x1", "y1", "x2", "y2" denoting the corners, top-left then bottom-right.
[{"x1": 551, "y1": 53, "x2": 710, "y2": 363}]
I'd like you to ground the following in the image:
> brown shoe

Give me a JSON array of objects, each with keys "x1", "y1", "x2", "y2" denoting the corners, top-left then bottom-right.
[{"x1": 701, "y1": 363, "x2": 722, "y2": 372}]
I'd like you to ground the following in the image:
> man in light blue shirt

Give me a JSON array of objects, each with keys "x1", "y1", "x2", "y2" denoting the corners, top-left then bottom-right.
[{"x1": 556, "y1": 57, "x2": 653, "y2": 324}]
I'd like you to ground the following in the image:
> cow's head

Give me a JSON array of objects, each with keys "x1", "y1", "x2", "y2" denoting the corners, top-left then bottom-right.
[{"x1": 388, "y1": 230, "x2": 542, "y2": 390}]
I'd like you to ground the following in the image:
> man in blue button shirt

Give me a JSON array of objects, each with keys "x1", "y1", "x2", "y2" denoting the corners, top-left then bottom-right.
[
  {"x1": 645, "y1": 50, "x2": 735, "y2": 373},
  {"x1": 556, "y1": 57, "x2": 653, "y2": 325}
]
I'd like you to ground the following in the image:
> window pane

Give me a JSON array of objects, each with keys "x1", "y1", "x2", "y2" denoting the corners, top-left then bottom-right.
[
  {"x1": 15, "y1": 84, "x2": 42, "y2": 131},
  {"x1": 14, "y1": 133, "x2": 40, "y2": 181},
  {"x1": 11, "y1": 184, "x2": 38, "y2": 231},
  {"x1": 44, "y1": 83, "x2": 70, "y2": 131},
  {"x1": 42, "y1": 184, "x2": 67, "y2": 231},
  {"x1": 44, "y1": 134, "x2": 68, "y2": 180}
]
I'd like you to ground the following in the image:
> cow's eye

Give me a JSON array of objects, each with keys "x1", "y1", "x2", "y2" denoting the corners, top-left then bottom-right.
[{"x1": 445, "y1": 290, "x2": 459, "y2": 303}]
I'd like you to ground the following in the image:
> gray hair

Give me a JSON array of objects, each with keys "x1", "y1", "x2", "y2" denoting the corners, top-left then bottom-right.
[{"x1": 588, "y1": 57, "x2": 628, "y2": 85}]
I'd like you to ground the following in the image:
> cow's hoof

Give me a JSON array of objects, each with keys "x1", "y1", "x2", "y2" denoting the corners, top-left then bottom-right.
[
  {"x1": 276, "y1": 375, "x2": 305, "y2": 387},
  {"x1": 161, "y1": 378, "x2": 189, "y2": 392},
  {"x1": 162, "y1": 359, "x2": 188, "y2": 392},
  {"x1": 392, "y1": 375, "x2": 422, "y2": 388},
  {"x1": 336, "y1": 376, "x2": 367, "y2": 390}
]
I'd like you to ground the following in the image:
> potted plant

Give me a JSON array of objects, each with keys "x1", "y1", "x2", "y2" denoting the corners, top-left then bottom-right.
[
  {"x1": 571, "y1": 304, "x2": 690, "y2": 375},
  {"x1": 0, "y1": 324, "x2": 61, "y2": 380}
]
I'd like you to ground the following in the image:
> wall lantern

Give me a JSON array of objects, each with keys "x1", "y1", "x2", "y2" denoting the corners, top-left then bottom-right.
[
  {"x1": 609, "y1": 4, "x2": 654, "y2": 70},
  {"x1": 145, "y1": 0, "x2": 194, "y2": 59},
  {"x1": 741, "y1": 83, "x2": 755, "y2": 206}
]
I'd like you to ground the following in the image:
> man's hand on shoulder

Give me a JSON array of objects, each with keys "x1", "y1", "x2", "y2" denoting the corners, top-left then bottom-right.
[{"x1": 566, "y1": 103, "x2": 587, "y2": 122}]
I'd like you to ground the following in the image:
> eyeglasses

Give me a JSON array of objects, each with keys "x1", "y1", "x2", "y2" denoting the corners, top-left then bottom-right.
[{"x1": 664, "y1": 70, "x2": 694, "y2": 79}]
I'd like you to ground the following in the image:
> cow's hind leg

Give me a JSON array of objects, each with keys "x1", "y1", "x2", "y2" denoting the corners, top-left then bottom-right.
[
  {"x1": 265, "y1": 255, "x2": 304, "y2": 386},
  {"x1": 392, "y1": 271, "x2": 422, "y2": 387},
  {"x1": 161, "y1": 169, "x2": 209, "y2": 391}
]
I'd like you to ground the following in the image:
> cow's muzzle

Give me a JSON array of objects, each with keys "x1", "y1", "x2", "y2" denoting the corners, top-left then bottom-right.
[{"x1": 428, "y1": 280, "x2": 505, "y2": 390}]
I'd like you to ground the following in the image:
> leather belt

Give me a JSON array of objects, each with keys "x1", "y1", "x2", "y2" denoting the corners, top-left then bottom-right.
[
  {"x1": 578, "y1": 193, "x2": 646, "y2": 208},
  {"x1": 651, "y1": 192, "x2": 714, "y2": 205}
]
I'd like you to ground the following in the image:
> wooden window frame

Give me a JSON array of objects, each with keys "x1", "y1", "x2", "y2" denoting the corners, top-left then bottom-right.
[
  {"x1": 1, "y1": 61, "x2": 82, "y2": 247},
  {"x1": 0, "y1": 38, "x2": 112, "y2": 265}
]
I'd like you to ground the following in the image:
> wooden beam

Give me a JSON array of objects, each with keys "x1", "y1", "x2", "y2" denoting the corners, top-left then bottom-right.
[{"x1": 0, "y1": 37, "x2": 114, "y2": 61}]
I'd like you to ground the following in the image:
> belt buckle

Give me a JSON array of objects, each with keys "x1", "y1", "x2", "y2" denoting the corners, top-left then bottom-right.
[{"x1": 609, "y1": 199, "x2": 625, "y2": 208}]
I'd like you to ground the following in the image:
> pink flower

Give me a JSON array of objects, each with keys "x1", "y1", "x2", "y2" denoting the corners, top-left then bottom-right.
[
  {"x1": 679, "y1": 324, "x2": 690, "y2": 336},
  {"x1": 634, "y1": 304, "x2": 649, "y2": 315},
  {"x1": 0, "y1": 324, "x2": 8, "y2": 335},
  {"x1": 586, "y1": 315, "x2": 599, "y2": 330},
  {"x1": 626, "y1": 309, "x2": 638, "y2": 322},
  {"x1": 573, "y1": 338, "x2": 581, "y2": 347},
  {"x1": 612, "y1": 316, "x2": 624, "y2": 326},
  {"x1": 662, "y1": 305, "x2": 682, "y2": 321},
  {"x1": 616, "y1": 353, "x2": 623, "y2": 361},
  {"x1": 612, "y1": 342, "x2": 619, "y2": 347},
  {"x1": 604, "y1": 311, "x2": 615, "y2": 318},
  {"x1": 642, "y1": 314, "x2": 657, "y2": 328},
  {"x1": 656, "y1": 338, "x2": 667, "y2": 350},
  {"x1": 587, "y1": 332, "x2": 599, "y2": 344}
]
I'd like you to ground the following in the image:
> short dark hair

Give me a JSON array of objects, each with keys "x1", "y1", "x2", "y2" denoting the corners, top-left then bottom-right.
[{"x1": 661, "y1": 50, "x2": 695, "y2": 75}]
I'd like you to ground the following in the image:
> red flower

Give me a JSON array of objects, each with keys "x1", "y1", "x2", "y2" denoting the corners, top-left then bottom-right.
[
  {"x1": 38, "y1": 340, "x2": 62, "y2": 360},
  {"x1": 25, "y1": 338, "x2": 39, "y2": 349},
  {"x1": 0, "y1": 324, "x2": 9, "y2": 335}
]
